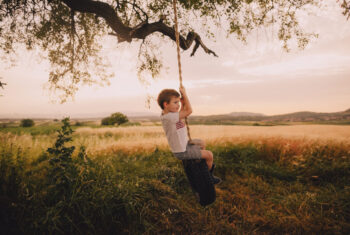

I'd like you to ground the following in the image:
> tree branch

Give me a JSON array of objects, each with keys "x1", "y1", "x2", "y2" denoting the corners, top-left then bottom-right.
[
  {"x1": 341, "y1": 0, "x2": 350, "y2": 19},
  {"x1": 60, "y1": 0, "x2": 217, "y2": 56},
  {"x1": 131, "y1": 21, "x2": 218, "y2": 57},
  {"x1": 125, "y1": 0, "x2": 149, "y2": 22},
  {"x1": 0, "y1": 81, "x2": 6, "y2": 89},
  {"x1": 61, "y1": 0, "x2": 132, "y2": 42}
]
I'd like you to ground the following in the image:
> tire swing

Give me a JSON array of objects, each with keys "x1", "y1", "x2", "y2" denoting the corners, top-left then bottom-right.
[{"x1": 172, "y1": 0, "x2": 216, "y2": 207}]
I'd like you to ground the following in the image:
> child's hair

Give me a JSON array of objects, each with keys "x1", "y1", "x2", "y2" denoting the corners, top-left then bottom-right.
[{"x1": 157, "y1": 89, "x2": 180, "y2": 110}]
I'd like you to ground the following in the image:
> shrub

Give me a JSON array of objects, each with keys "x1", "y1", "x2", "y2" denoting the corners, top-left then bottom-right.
[
  {"x1": 101, "y1": 112, "x2": 128, "y2": 126},
  {"x1": 20, "y1": 119, "x2": 34, "y2": 127},
  {"x1": 75, "y1": 121, "x2": 84, "y2": 126},
  {"x1": 47, "y1": 118, "x2": 76, "y2": 198},
  {"x1": 101, "y1": 117, "x2": 113, "y2": 126}
]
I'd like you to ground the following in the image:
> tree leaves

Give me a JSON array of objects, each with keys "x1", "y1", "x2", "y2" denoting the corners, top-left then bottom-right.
[{"x1": 0, "y1": 0, "x2": 346, "y2": 101}]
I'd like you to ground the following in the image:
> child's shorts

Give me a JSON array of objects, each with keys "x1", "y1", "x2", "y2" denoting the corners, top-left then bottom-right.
[{"x1": 173, "y1": 140, "x2": 202, "y2": 160}]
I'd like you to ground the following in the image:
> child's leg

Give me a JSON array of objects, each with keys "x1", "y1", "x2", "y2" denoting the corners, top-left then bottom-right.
[
  {"x1": 201, "y1": 149, "x2": 222, "y2": 184},
  {"x1": 192, "y1": 139, "x2": 211, "y2": 169},
  {"x1": 200, "y1": 150, "x2": 213, "y2": 170},
  {"x1": 190, "y1": 139, "x2": 215, "y2": 171}
]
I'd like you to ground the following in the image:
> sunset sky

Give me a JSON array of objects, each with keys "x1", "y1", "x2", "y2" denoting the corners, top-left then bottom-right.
[{"x1": 1, "y1": 1, "x2": 349, "y2": 118}]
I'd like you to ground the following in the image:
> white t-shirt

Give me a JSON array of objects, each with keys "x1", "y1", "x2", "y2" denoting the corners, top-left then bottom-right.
[{"x1": 160, "y1": 112, "x2": 188, "y2": 153}]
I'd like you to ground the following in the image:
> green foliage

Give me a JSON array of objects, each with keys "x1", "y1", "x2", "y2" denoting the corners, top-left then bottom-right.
[
  {"x1": 37, "y1": 117, "x2": 108, "y2": 233},
  {"x1": 46, "y1": 118, "x2": 76, "y2": 198},
  {"x1": 0, "y1": 123, "x2": 61, "y2": 135},
  {"x1": 101, "y1": 117, "x2": 114, "y2": 126},
  {"x1": 120, "y1": 121, "x2": 141, "y2": 127},
  {"x1": 0, "y1": 0, "x2": 112, "y2": 102},
  {"x1": 74, "y1": 121, "x2": 84, "y2": 126},
  {"x1": 110, "y1": 112, "x2": 128, "y2": 125},
  {"x1": 101, "y1": 112, "x2": 129, "y2": 126},
  {"x1": 0, "y1": 0, "x2": 338, "y2": 101},
  {"x1": 20, "y1": 119, "x2": 35, "y2": 127}
]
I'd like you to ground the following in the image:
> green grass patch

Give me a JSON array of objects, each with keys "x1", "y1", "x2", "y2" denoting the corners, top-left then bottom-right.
[{"x1": 0, "y1": 123, "x2": 63, "y2": 136}]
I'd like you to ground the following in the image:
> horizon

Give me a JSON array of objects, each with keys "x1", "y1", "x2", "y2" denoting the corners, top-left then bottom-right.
[
  {"x1": 1, "y1": 1, "x2": 349, "y2": 118},
  {"x1": 1, "y1": 106, "x2": 349, "y2": 120}
]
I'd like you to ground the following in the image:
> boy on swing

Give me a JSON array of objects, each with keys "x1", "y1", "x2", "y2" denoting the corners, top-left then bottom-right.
[{"x1": 158, "y1": 86, "x2": 221, "y2": 184}]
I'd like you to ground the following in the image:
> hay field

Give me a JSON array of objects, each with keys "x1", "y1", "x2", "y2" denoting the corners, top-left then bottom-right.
[
  {"x1": 2, "y1": 124, "x2": 350, "y2": 156},
  {"x1": 73, "y1": 124, "x2": 350, "y2": 152}
]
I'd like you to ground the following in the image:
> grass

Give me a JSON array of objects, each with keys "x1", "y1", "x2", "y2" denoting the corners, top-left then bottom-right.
[
  {"x1": 1, "y1": 121, "x2": 350, "y2": 234},
  {"x1": 0, "y1": 123, "x2": 62, "y2": 135}
]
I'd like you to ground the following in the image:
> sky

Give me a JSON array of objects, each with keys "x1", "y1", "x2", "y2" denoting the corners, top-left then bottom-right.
[{"x1": 0, "y1": 1, "x2": 350, "y2": 118}]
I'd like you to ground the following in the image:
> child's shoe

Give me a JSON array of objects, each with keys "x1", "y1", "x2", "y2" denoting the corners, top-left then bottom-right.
[
  {"x1": 210, "y1": 164, "x2": 222, "y2": 184},
  {"x1": 211, "y1": 175, "x2": 222, "y2": 185}
]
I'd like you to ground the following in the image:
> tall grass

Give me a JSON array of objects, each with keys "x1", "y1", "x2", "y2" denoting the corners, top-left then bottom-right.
[
  {"x1": 2, "y1": 124, "x2": 350, "y2": 156},
  {"x1": 0, "y1": 123, "x2": 349, "y2": 234}
]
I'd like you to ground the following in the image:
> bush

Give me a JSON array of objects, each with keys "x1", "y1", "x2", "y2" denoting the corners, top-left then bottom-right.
[
  {"x1": 101, "y1": 112, "x2": 128, "y2": 126},
  {"x1": 20, "y1": 119, "x2": 34, "y2": 127},
  {"x1": 101, "y1": 117, "x2": 114, "y2": 126},
  {"x1": 75, "y1": 121, "x2": 84, "y2": 126}
]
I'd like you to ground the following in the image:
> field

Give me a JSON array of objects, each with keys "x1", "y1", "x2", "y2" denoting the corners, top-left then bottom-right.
[{"x1": 1, "y1": 121, "x2": 350, "y2": 234}]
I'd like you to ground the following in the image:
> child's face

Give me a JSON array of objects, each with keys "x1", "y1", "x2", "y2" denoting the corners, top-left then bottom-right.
[{"x1": 164, "y1": 96, "x2": 180, "y2": 112}]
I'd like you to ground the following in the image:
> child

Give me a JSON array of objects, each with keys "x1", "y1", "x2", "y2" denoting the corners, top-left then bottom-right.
[{"x1": 157, "y1": 86, "x2": 221, "y2": 184}]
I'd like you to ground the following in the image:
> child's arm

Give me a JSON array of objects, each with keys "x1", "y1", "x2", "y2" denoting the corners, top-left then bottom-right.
[{"x1": 179, "y1": 86, "x2": 192, "y2": 119}]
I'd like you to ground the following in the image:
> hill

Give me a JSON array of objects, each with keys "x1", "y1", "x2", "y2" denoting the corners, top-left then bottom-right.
[
  {"x1": 227, "y1": 112, "x2": 265, "y2": 117},
  {"x1": 266, "y1": 109, "x2": 350, "y2": 122},
  {"x1": 187, "y1": 108, "x2": 350, "y2": 125}
]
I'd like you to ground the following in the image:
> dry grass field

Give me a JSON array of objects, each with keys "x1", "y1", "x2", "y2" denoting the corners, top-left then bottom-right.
[{"x1": 3, "y1": 124, "x2": 349, "y2": 155}]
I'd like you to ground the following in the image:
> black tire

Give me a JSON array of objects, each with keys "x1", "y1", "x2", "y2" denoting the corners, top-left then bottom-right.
[{"x1": 182, "y1": 159, "x2": 216, "y2": 206}]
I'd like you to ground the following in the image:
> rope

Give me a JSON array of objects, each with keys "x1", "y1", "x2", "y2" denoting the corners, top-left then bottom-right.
[{"x1": 172, "y1": 0, "x2": 192, "y2": 142}]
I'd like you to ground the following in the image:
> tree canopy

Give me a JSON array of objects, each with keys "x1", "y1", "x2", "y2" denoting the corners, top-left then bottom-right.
[
  {"x1": 101, "y1": 112, "x2": 128, "y2": 125},
  {"x1": 20, "y1": 119, "x2": 35, "y2": 127},
  {"x1": 0, "y1": 0, "x2": 349, "y2": 102}
]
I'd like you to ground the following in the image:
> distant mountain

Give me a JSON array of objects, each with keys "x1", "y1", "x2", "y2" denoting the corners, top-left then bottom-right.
[
  {"x1": 188, "y1": 108, "x2": 350, "y2": 124},
  {"x1": 227, "y1": 112, "x2": 265, "y2": 117},
  {"x1": 265, "y1": 109, "x2": 350, "y2": 122}
]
